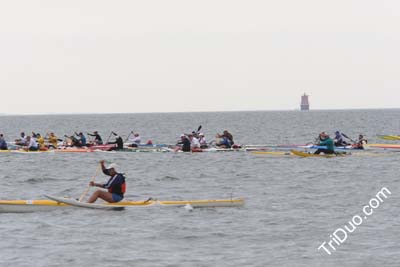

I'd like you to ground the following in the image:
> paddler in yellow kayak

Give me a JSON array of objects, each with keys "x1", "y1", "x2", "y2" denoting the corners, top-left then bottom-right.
[
  {"x1": 15, "y1": 132, "x2": 27, "y2": 146},
  {"x1": 48, "y1": 132, "x2": 59, "y2": 149},
  {"x1": 35, "y1": 133, "x2": 46, "y2": 150},
  {"x1": 314, "y1": 132, "x2": 335, "y2": 155},
  {"x1": 87, "y1": 160, "x2": 126, "y2": 203}
]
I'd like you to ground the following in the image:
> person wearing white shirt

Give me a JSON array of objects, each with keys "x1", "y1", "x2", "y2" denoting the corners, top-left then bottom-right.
[
  {"x1": 198, "y1": 133, "x2": 208, "y2": 148},
  {"x1": 15, "y1": 132, "x2": 27, "y2": 146},
  {"x1": 128, "y1": 133, "x2": 141, "y2": 147},
  {"x1": 189, "y1": 134, "x2": 200, "y2": 149},
  {"x1": 26, "y1": 136, "x2": 39, "y2": 151}
]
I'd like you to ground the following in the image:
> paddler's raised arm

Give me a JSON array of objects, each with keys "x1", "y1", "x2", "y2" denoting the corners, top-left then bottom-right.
[
  {"x1": 89, "y1": 160, "x2": 107, "y2": 188},
  {"x1": 99, "y1": 160, "x2": 111, "y2": 176}
]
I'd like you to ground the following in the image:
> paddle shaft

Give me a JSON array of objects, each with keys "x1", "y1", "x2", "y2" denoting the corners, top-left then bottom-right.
[
  {"x1": 78, "y1": 164, "x2": 101, "y2": 202},
  {"x1": 342, "y1": 133, "x2": 356, "y2": 143},
  {"x1": 105, "y1": 131, "x2": 114, "y2": 144},
  {"x1": 124, "y1": 131, "x2": 133, "y2": 142}
]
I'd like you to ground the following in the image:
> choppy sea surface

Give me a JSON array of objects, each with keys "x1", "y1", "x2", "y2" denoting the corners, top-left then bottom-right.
[{"x1": 0, "y1": 109, "x2": 399, "y2": 267}]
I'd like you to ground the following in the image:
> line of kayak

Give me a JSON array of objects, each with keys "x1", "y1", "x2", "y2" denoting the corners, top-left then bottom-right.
[
  {"x1": 0, "y1": 195, "x2": 245, "y2": 213},
  {"x1": 1, "y1": 143, "x2": 400, "y2": 153}
]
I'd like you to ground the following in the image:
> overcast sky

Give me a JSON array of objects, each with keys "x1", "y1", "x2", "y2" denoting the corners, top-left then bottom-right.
[{"x1": 0, "y1": 0, "x2": 398, "y2": 114}]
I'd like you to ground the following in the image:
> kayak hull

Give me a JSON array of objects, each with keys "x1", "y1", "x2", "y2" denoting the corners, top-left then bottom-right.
[
  {"x1": 290, "y1": 150, "x2": 346, "y2": 158},
  {"x1": 364, "y1": 144, "x2": 400, "y2": 152},
  {"x1": 0, "y1": 198, "x2": 245, "y2": 213},
  {"x1": 377, "y1": 135, "x2": 400, "y2": 141},
  {"x1": 0, "y1": 200, "x2": 68, "y2": 213}
]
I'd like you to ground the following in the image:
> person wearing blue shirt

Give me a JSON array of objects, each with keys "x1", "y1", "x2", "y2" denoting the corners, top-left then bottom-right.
[
  {"x1": 76, "y1": 132, "x2": 87, "y2": 146},
  {"x1": 0, "y1": 134, "x2": 8, "y2": 150},
  {"x1": 216, "y1": 130, "x2": 234, "y2": 148}
]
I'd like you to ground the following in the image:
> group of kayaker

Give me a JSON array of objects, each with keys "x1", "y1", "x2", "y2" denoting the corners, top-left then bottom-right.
[
  {"x1": 177, "y1": 132, "x2": 207, "y2": 152},
  {"x1": 0, "y1": 128, "x2": 368, "y2": 154},
  {"x1": 11, "y1": 132, "x2": 59, "y2": 151},
  {"x1": 11, "y1": 131, "x2": 105, "y2": 151},
  {"x1": 0, "y1": 130, "x2": 144, "y2": 151},
  {"x1": 176, "y1": 130, "x2": 236, "y2": 152},
  {"x1": 66, "y1": 131, "x2": 107, "y2": 148},
  {"x1": 333, "y1": 131, "x2": 367, "y2": 147},
  {"x1": 314, "y1": 131, "x2": 368, "y2": 155},
  {"x1": 0, "y1": 129, "x2": 234, "y2": 152}
]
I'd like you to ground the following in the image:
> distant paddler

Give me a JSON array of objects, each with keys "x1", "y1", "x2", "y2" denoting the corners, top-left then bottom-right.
[
  {"x1": 216, "y1": 130, "x2": 234, "y2": 148},
  {"x1": 87, "y1": 131, "x2": 103, "y2": 145},
  {"x1": 108, "y1": 132, "x2": 124, "y2": 150},
  {"x1": 48, "y1": 132, "x2": 59, "y2": 149},
  {"x1": 334, "y1": 131, "x2": 351, "y2": 147},
  {"x1": 0, "y1": 133, "x2": 8, "y2": 150},
  {"x1": 15, "y1": 132, "x2": 27, "y2": 146},
  {"x1": 199, "y1": 133, "x2": 208, "y2": 148},
  {"x1": 36, "y1": 133, "x2": 44, "y2": 147},
  {"x1": 353, "y1": 134, "x2": 368, "y2": 149},
  {"x1": 65, "y1": 134, "x2": 83, "y2": 147},
  {"x1": 188, "y1": 134, "x2": 201, "y2": 150},
  {"x1": 25, "y1": 135, "x2": 39, "y2": 151},
  {"x1": 34, "y1": 133, "x2": 46, "y2": 150},
  {"x1": 75, "y1": 132, "x2": 87, "y2": 147},
  {"x1": 87, "y1": 160, "x2": 126, "y2": 203},
  {"x1": 314, "y1": 132, "x2": 335, "y2": 155},
  {"x1": 128, "y1": 132, "x2": 141, "y2": 147},
  {"x1": 177, "y1": 134, "x2": 191, "y2": 152}
]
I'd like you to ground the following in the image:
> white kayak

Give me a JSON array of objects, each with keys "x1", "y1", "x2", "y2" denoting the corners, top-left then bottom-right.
[{"x1": 44, "y1": 195, "x2": 126, "y2": 210}]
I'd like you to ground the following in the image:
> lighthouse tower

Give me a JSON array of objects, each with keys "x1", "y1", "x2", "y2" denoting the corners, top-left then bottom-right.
[{"x1": 300, "y1": 93, "x2": 310, "y2": 111}]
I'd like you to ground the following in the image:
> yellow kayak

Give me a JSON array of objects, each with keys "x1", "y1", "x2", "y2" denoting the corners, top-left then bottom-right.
[
  {"x1": 377, "y1": 135, "x2": 400, "y2": 141},
  {"x1": 251, "y1": 151, "x2": 291, "y2": 156},
  {"x1": 0, "y1": 150, "x2": 53, "y2": 153},
  {"x1": 0, "y1": 197, "x2": 245, "y2": 213},
  {"x1": 290, "y1": 150, "x2": 346, "y2": 158}
]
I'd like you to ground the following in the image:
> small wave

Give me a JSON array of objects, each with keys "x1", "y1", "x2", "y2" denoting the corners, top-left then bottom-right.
[
  {"x1": 212, "y1": 232, "x2": 229, "y2": 238},
  {"x1": 25, "y1": 177, "x2": 57, "y2": 183},
  {"x1": 156, "y1": 175, "x2": 180, "y2": 181}
]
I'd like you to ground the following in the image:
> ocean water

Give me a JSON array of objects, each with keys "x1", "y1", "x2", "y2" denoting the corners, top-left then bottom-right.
[{"x1": 0, "y1": 109, "x2": 399, "y2": 267}]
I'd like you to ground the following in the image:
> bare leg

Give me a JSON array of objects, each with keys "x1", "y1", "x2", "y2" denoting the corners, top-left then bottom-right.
[{"x1": 87, "y1": 190, "x2": 115, "y2": 203}]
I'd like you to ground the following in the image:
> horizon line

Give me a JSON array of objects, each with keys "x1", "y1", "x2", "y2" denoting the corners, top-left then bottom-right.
[{"x1": 0, "y1": 107, "x2": 399, "y2": 116}]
